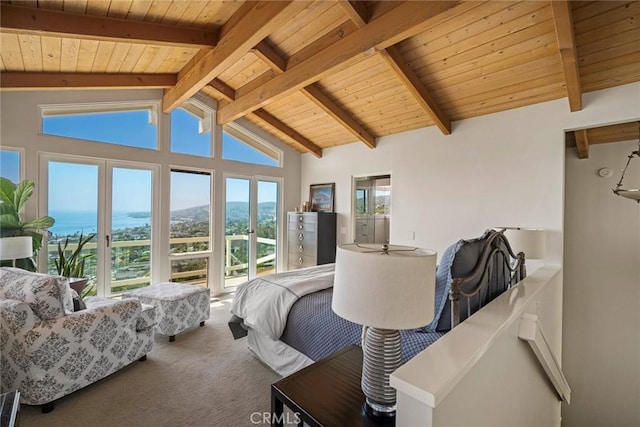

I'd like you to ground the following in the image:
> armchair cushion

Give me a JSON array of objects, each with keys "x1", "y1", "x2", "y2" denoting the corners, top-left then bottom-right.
[{"x1": 0, "y1": 268, "x2": 73, "y2": 321}]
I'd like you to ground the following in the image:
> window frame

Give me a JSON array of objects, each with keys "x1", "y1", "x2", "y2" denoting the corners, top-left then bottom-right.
[{"x1": 39, "y1": 101, "x2": 161, "y2": 150}]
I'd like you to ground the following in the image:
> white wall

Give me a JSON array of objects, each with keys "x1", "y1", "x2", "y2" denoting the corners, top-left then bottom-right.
[
  {"x1": 563, "y1": 141, "x2": 640, "y2": 426},
  {"x1": 302, "y1": 82, "x2": 640, "y2": 261},
  {"x1": 302, "y1": 82, "x2": 640, "y2": 422},
  {"x1": 0, "y1": 89, "x2": 302, "y2": 296}
]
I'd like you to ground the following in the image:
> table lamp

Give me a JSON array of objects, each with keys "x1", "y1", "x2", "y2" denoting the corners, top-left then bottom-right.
[
  {"x1": 498, "y1": 227, "x2": 545, "y2": 278},
  {"x1": 0, "y1": 236, "x2": 33, "y2": 267},
  {"x1": 332, "y1": 243, "x2": 437, "y2": 418}
]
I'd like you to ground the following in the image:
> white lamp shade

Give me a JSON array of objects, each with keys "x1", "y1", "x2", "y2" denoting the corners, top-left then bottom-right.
[
  {"x1": 0, "y1": 236, "x2": 33, "y2": 260},
  {"x1": 332, "y1": 244, "x2": 437, "y2": 330},
  {"x1": 501, "y1": 228, "x2": 545, "y2": 260}
]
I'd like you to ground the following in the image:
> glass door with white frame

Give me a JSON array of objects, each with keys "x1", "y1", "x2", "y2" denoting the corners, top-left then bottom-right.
[
  {"x1": 109, "y1": 167, "x2": 154, "y2": 294},
  {"x1": 169, "y1": 169, "x2": 212, "y2": 287},
  {"x1": 46, "y1": 159, "x2": 157, "y2": 296},
  {"x1": 256, "y1": 180, "x2": 278, "y2": 278},
  {"x1": 224, "y1": 176, "x2": 279, "y2": 289},
  {"x1": 47, "y1": 161, "x2": 99, "y2": 292}
]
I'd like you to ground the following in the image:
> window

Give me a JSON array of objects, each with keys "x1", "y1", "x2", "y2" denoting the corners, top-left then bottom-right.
[
  {"x1": 41, "y1": 103, "x2": 158, "y2": 150},
  {"x1": 170, "y1": 169, "x2": 211, "y2": 254},
  {"x1": 222, "y1": 123, "x2": 280, "y2": 167},
  {"x1": 171, "y1": 101, "x2": 213, "y2": 157},
  {"x1": 171, "y1": 258, "x2": 208, "y2": 287},
  {"x1": 0, "y1": 149, "x2": 21, "y2": 183}
]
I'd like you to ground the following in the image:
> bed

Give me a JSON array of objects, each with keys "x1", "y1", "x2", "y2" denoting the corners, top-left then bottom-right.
[{"x1": 229, "y1": 229, "x2": 526, "y2": 377}]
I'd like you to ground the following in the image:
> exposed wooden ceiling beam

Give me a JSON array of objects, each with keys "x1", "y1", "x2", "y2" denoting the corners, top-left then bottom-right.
[
  {"x1": 253, "y1": 41, "x2": 287, "y2": 73},
  {"x1": 208, "y1": 79, "x2": 237, "y2": 101},
  {"x1": 338, "y1": 0, "x2": 451, "y2": 135},
  {"x1": 300, "y1": 85, "x2": 376, "y2": 148},
  {"x1": 336, "y1": 0, "x2": 369, "y2": 27},
  {"x1": 575, "y1": 129, "x2": 589, "y2": 159},
  {"x1": 587, "y1": 122, "x2": 639, "y2": 145},
  {"x1": 208, "y1": 78, "x2": 322, "y2": 158},
  {"x1": 0, "y1": 4, "x2": 217, "y2": 48},
  {"x1": 162, "y1": 1, "x2": 307, "y2": 114},
  {"x1": 551, "y1": 0, "x2": 582, "y2": 112},
  {"x1": 379, "y1": 47, "x2": 451, "y2": 135},
  {"x1": 217, "y1": 1, "x2": 460, "y2": 124},
  {"x1": 251, "y1": 109, "x2": 323, "y2": 158},
  {"x1": 0, "y1": 72, "x2": 176, "y2": 90},
  {"x1": 253, "y1": 42, "x2": 376, "y2": 148}
]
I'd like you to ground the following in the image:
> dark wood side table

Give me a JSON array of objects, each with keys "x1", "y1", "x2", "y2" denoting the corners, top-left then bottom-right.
[{"x1": 271, "y1": 345, "x2": 394, "y2": 427}]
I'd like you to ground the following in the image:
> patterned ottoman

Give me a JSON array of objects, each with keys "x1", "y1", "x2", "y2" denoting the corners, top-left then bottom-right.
[{"x1": 123, "y1": 282, "x2": 210, "y2": 342}]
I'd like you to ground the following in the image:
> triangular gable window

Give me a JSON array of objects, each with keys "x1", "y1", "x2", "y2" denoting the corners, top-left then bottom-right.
[{"x1": 222, "y1": 123, "x2": 281, "y2": 167}]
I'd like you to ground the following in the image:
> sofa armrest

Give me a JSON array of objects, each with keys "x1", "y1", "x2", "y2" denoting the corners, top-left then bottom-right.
[
  {"x1": 0, "y1": 298, "x2": 41, "y2": 337},
  {"x1": 77, "y1": 297, "x2": 142, "y2": 332}
]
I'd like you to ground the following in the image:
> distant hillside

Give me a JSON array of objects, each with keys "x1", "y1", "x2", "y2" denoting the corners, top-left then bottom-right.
[
  {"x1": 171, "y1": 205, "x2": 210, "y2": 222},
  {"x1": 171, "y1": 202, "x2": 277, "y2": 223}
]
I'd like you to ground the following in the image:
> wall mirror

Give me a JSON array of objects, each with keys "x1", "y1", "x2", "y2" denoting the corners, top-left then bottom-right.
[{"x1": 352, "y1": 175, "x2": 391, "y2": 244}]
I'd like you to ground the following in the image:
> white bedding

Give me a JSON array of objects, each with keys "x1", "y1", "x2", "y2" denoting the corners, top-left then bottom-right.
[
  {"x1": 230, "y1": 264, "x2": 335, "y2": 340},
  {"x1": 247, "y1": 329, "x2": 314, "y2": 377}
]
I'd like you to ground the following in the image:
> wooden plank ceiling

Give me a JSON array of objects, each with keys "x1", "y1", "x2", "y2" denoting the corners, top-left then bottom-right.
[
  {"x1": 566, "y1": 121, "x2": 640, "y2": 159},
  {"x1": 1, "y1": 1, "x2": 639, "y2": 158}
]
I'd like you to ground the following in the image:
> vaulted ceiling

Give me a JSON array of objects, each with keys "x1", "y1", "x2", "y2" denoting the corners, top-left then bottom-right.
[{"x1": 1, "y1": 1, "x2": 638, "y2": 157}]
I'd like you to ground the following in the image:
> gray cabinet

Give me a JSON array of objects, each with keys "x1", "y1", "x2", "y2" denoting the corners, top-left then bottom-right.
[{"x1": 288, "y1": 212, "x2": 337, "y2": 270}]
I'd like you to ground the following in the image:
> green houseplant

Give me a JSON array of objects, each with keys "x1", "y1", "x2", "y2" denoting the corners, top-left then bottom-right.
[
  {"x1": 55, "y1": 231, "x2": 96, "y2": 295},
  {"x1": 0, "y1": 178, "x2": 55, "y2": 271}
]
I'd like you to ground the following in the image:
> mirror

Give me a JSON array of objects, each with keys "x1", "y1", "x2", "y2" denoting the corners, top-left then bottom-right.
[{"x1": 353, "y1": 175, "x2": 390, "y2": 244}]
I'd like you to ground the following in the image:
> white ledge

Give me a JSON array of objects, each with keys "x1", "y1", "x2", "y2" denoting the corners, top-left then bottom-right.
[{"x1": 390, "y1": 265, "x2": 562, "y2": 408}]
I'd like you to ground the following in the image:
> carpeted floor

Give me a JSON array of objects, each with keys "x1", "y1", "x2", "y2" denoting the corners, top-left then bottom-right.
[{"x1": 20, "y1": 298, "x2": 282, "y2": 427}]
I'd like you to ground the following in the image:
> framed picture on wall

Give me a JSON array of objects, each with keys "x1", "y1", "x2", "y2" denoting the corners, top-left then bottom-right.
[{"x1": 309, "y1": 183, "x2": 335, "y2": 212}]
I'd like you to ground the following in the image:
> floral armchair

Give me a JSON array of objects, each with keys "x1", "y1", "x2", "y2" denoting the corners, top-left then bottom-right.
[{"x1": 0, "y1": 268, "x2": 155, "y2": 412}]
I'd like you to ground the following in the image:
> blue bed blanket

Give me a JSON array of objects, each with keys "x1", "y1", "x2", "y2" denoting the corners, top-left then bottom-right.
[{"x1": 280, "y1": 287, "x2": 444, "y2": 364}]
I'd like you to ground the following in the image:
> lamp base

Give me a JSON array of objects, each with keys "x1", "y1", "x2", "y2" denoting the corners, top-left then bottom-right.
[
  {"x1": 364, "y1": 400, "x2": 397, "y2": 419},
  {"x1": 361, "y1": 327, "x2": 402, "y2": 419}
]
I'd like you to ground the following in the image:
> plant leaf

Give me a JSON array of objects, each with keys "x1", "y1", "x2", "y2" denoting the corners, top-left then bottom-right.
[
  {"x1": 0, "y1": 214, "x2": 21, "y2": 230},
  {"x1": 13, "y1": 180, "x2": 34, "y2": 215},
  {"x1": 0, "y1": 203, "x2": 17, "y2": 216},
  {"x1": 23, "y1": 216, "x2": 55, "y2": 230},
  {"x1": 0, "y1": 178, "x2": 17, "y2": 207}
]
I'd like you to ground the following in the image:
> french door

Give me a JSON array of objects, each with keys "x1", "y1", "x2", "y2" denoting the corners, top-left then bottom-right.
[
  {"x1": 44, "y1": 156, "x2": 158, "y2": 296},
  {"x1": 223, "y1": 175, "x2": 280, "y2": 289}
]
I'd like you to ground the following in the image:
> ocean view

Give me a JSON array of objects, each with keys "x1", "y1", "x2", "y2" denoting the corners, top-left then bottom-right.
[
  {"x1": 49, "y1": 210, "x2": 151, "y2": 237},
  {"x1": 48, "y1": 202, "x2": 274, "y2": 238}
]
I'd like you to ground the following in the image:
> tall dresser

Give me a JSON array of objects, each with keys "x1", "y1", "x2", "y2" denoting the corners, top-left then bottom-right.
[{"x1": 288, "y1": 212, "x2": 337, "y2": 270}]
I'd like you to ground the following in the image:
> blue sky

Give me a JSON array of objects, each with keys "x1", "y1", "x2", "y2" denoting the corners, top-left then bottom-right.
[
  {"x1": 1, "y1": 107, "x2": 280, "y2": 211},
  {"x1": 0, "y1": 150, "x2": 20, "y2": 183},
  {"x1": 1, "y1": 109, "x2": 279, "y2": 220}
]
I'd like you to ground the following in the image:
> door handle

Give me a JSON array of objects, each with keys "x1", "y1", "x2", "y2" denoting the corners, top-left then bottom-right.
[{"x1": 247, "y1": 229, "x2": 255, "y2": 234}]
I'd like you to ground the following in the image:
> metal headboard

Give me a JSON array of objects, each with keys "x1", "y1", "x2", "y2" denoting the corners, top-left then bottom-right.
[{"x1": 449, "y1": 229, "x2": 525, "y2": 329}]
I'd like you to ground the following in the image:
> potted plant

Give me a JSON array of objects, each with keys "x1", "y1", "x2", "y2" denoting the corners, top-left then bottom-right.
[
  {"x1": 55, "y1": 231, "x2": 96, "y2": 295},
  {"x1": 0, "y1": 178, "x2": 55, "y2": 271}
]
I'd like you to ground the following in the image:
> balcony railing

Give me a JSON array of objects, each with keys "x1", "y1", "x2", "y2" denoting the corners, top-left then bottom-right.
[{"x1": 47, "y1": 234, "x2": 276, "y2": 291}]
